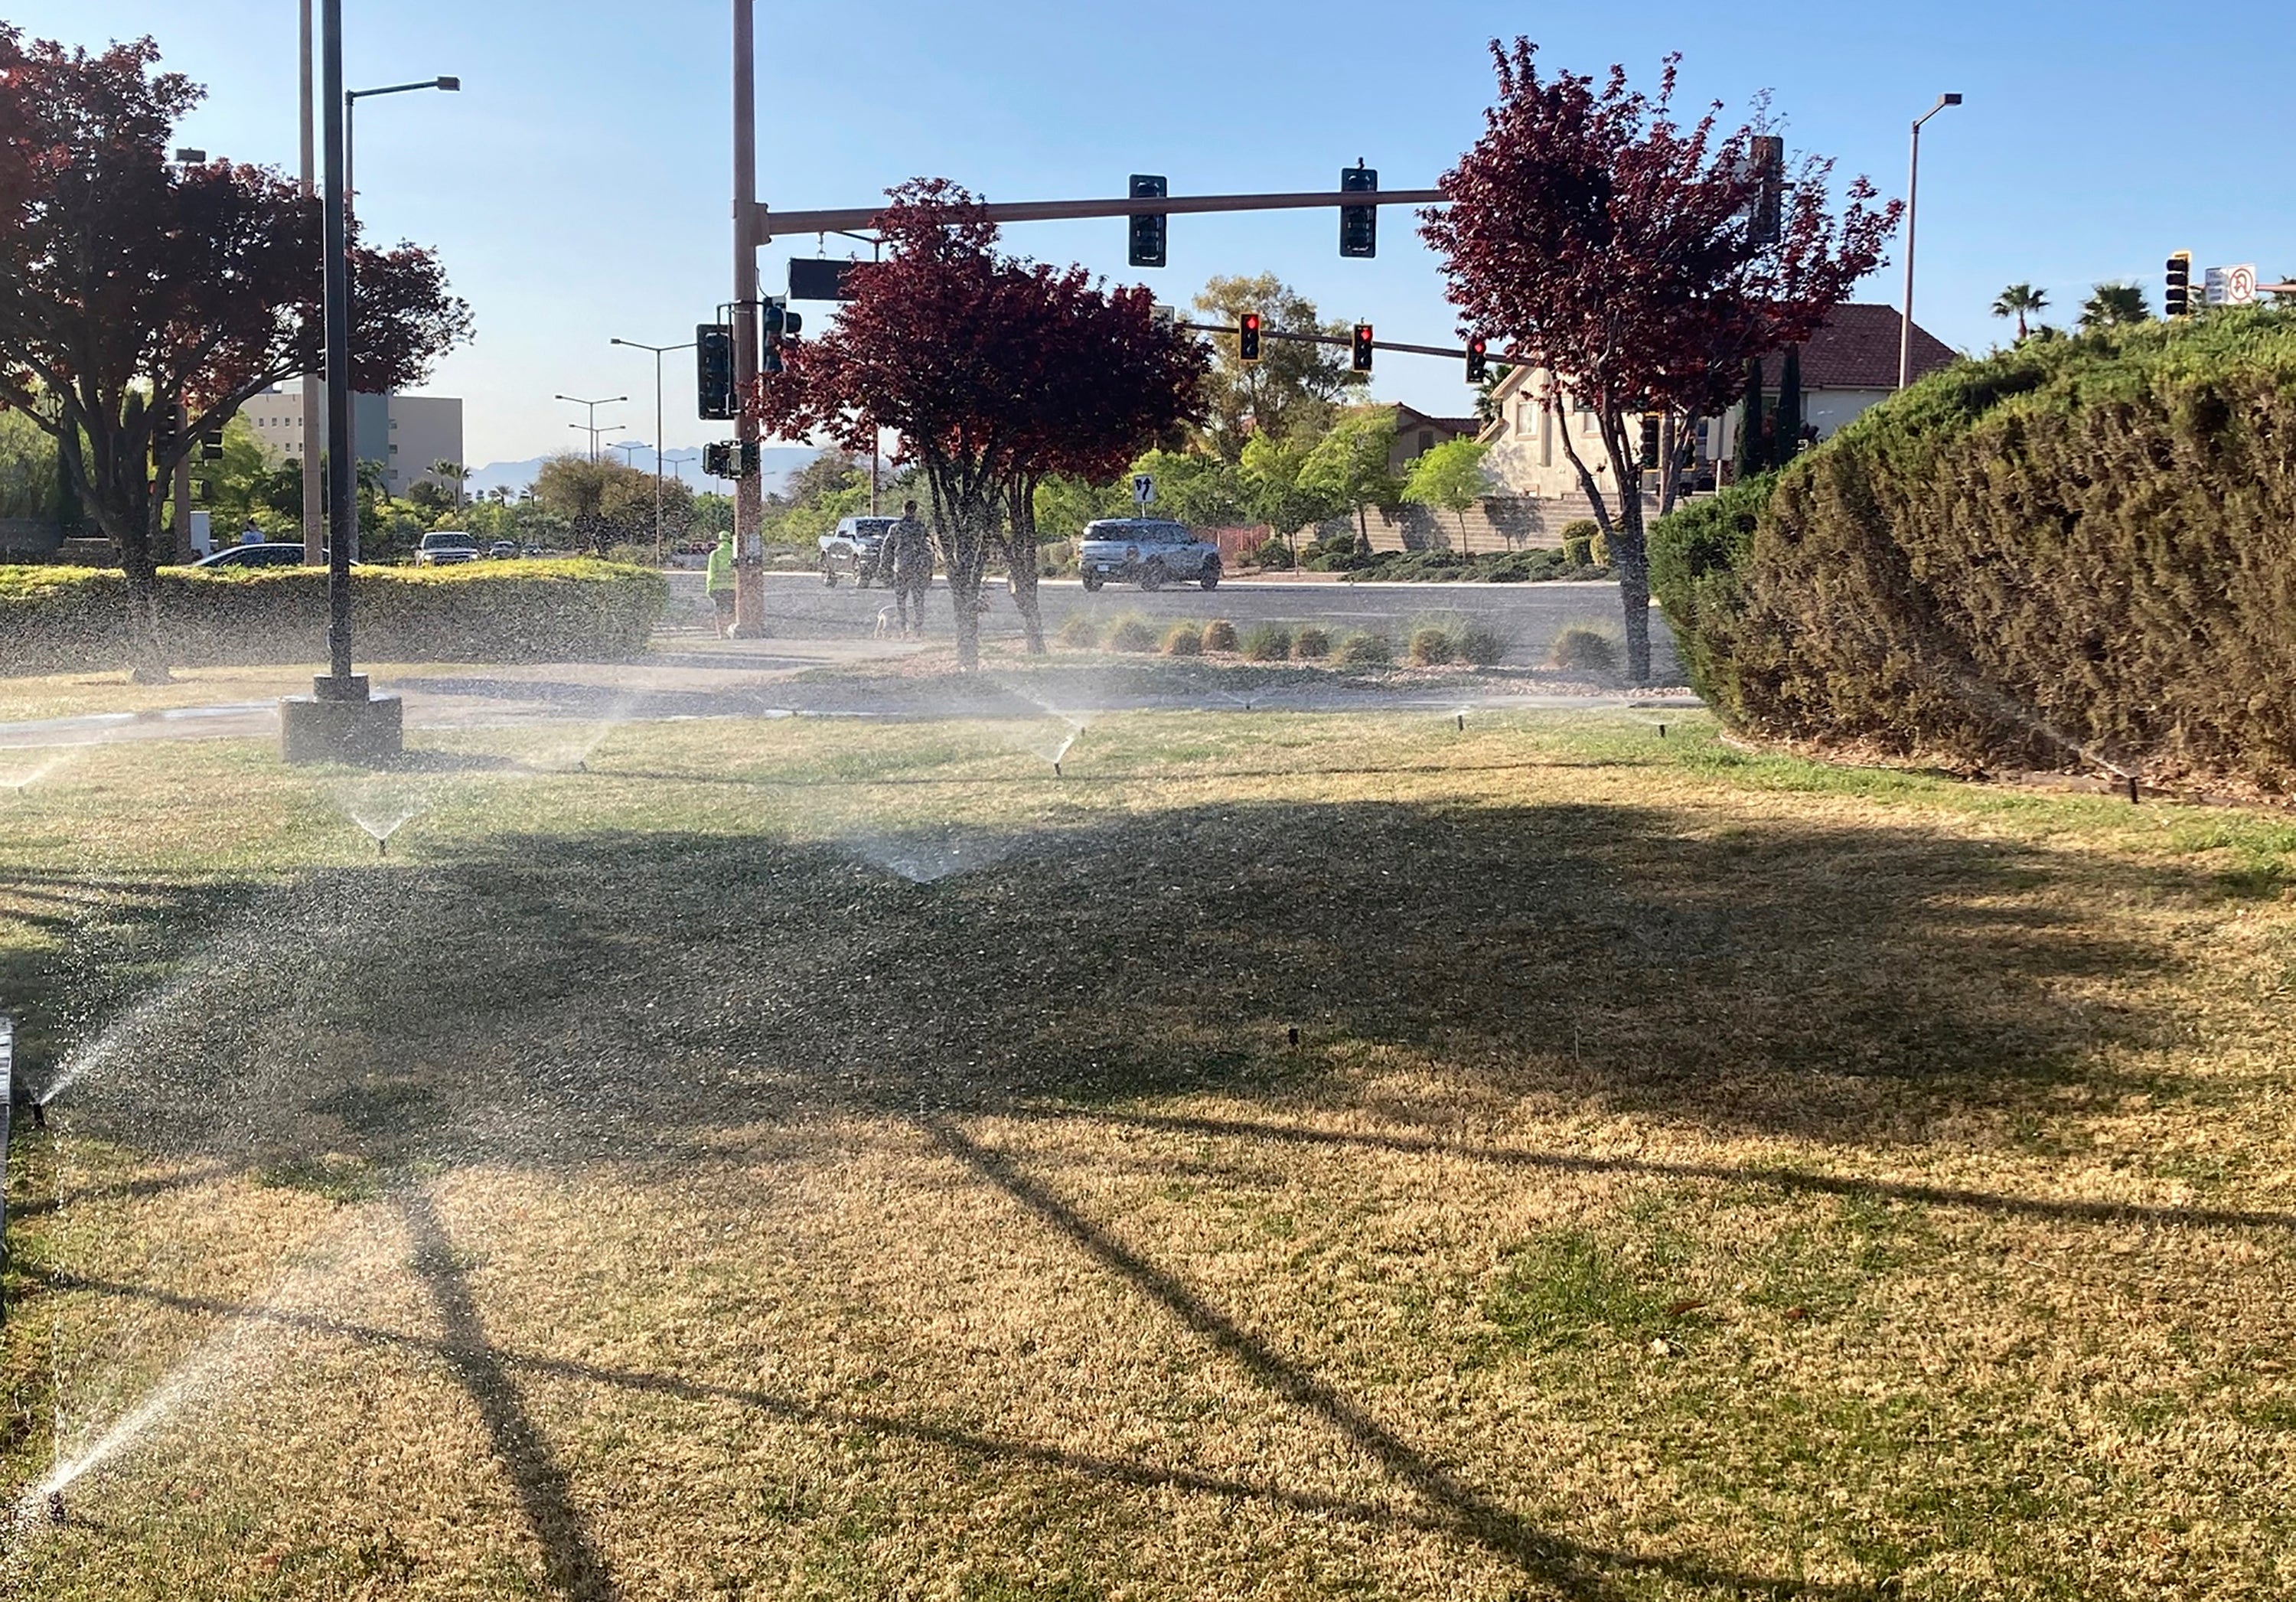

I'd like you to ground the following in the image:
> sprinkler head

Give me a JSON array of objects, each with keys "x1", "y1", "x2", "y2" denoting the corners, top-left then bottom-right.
[
  {"x1": 1457, "y1": 714, "x2": 1466, "y2": 732},
  {"x1": 377, "y1": 837, "x2": 388, "y2": 857},
  {"x1": 1052, "y1": 762, "x2": 1062, "y2": 779},
  {"x1": 1287, "y1": 1026, "x2": 1300, "y2": 1049},
  {"x1": 1658, "y1": 723, "x2": 1668, "y2": 739},
  {"x1": 28, "y1": 1099, "x2": 44, "y2": 1131},
  {"x1": 2128, "y1": 775, "x2": 2141, "y2": 805},
  {"x1": 47, "y1": 1491, "x2": 64, "y2": 1526},
  {"x1": 578, "y1": 760, "x2": 588, "y2": 773}
]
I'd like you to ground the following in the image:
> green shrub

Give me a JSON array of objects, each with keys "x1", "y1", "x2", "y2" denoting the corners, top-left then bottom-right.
[
  {"x1": 1291, "y1": 625, "x2": 1331, "y2": 660},
  {"x1": 1588, "y1": 528, "x2": 1609, "y2": 568},
  {"x1": 1549, "y1": 626, "x2": 1619, "y2": 673},
  {"x1": 1407, "y1": 626, "x2": 1456, "y2": 667},
  {"x1": 1559, "y1": 519, "x2": 1600, "y2": 566},
  {"x1": 1160, "y1": 621, "x2": 1204, "y2": 656},
  {"x1": 1653, "y1": 307, "x2": 2296, "y2": 787},
  {"x1": 1201, "y1": 618, "x2": 1240, "y2": 653},
  {"x1": 1056, "y1": 612, "x2": 1101, "y2": 649},
  {"x1": 1336, "y1": 631, "x2": 1393, "y2": 665},
  {"x1": 1249, "y1": 537, "x2": 1293, "y2": 570},
  {"x1": 1107, "y1": 615, "x2": 1159, "y2": 653},
  {"x1": 0, "y1": 560, "x2": 665, "y2": 679},
  {"x1": 1453, "y1": 622, "x2": 1508, "y2": 666},
  {"x1": 1242, "y1": 623, "x2": 1293, "y2": 661}
]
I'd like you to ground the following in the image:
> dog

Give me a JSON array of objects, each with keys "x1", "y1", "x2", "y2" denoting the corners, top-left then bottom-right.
[{"x1": 873, "y1": 605, "x2": 896, "y2": 639}]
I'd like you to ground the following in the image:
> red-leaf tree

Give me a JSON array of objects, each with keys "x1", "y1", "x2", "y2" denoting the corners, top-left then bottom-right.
[
  {"x1": 755, "y1": 180, "x2": 1202, "y2": 667},
  {"x1": 0, "y1": 29, "x2": 471, "y2": 678},
  {"x1": 1421, "y1": 41, "x2": 1899, "y2": 680}
]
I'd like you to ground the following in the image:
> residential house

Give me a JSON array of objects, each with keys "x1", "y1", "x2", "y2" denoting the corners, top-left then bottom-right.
[{"x1": 1476, "y1": 303, "x2": 1957, "y2": 498}]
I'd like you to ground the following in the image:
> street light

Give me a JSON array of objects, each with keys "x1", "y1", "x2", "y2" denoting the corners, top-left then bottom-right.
[
  {"x1": 610, "y1": 441, "x2": 644, "y2": 468},
  {"x1": 556, "y1": 394, "x2": 629, "y2": 463},
  {"x1": 610, "y1": 335, "x2": 699, "y2": 565},
  {"x1": 1899, "y1": 92, "x2": 1962, "y2": 391}
]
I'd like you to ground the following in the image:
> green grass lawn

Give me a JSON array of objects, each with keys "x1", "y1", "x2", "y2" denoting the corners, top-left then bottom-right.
[{"x1": 2, "y1": 706, "x2": 2294, "y2": 1599}]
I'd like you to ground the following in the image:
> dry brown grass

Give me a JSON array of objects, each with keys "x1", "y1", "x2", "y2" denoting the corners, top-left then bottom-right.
[{"x1": 2, "y1": 710, "x2": 2294, "y2": 1598}]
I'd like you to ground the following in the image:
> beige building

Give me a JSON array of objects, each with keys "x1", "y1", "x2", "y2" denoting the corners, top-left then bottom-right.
[
  {"x1": 1477, "y1": 304, "x2": 1956, "y2": 498},
  {"x1": 241, "y1": 387, "x2": 465, "y2": 498}
]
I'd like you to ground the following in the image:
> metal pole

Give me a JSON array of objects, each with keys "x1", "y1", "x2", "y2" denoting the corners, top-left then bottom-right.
[
  {"x1": 321, "y1": 0, "x2": 354, "y2": 684},
  {"x1": 342, "y1": 90, "x2": 360, "y2": 562},
  {"x1": 1898, "y1": 119, "x2": 1919, "y2": 392},
  {"x1": 1, "y1": 1015, "x2": 14, "y2": 1287},
  {"x1": 654, "y1": 348, "x2": 664, "y2": 563},
  {"x1": 745, "y1": 187, "x2": 1452, "y2": 244},
  {"x1": 1900, "y1": 94, "x2": 1961, "y2": 391},
  {"x1": 731, "y1": 0, "x2": 765, "y2": 638},
  {"x1": 298, "y1": 0, "x2": 322, "y2": 565},
  {"x1": 171, "y1": 403, "x2": 194, "y2": 561}
]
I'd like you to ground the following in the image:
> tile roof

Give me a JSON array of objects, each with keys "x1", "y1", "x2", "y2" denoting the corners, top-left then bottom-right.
[
  {"x1": 1760, "y1": 303, "x2": 1955, "y2": 390},
  {"x1": 1391, "y1": 403, "x2": 1482, "y2": 437}
]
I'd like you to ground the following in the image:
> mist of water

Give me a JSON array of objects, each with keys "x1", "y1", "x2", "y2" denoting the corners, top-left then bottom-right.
[{"x1": 0, "y1": 753, "x2": 78, "y2": 794}]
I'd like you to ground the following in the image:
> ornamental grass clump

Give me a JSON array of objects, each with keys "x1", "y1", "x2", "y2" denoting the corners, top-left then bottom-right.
[
  {"x1": 1408, "y1": 626, "x2": 1456, "y2": 667},
  {"x1": 1160, "y1": 622, "x2": 1204, "y2": 656},
  {"x1": 1549, "y1": 626, "x2": 1619, "y2": 672},
  {"x1": 1336, "y1": 631, "x2": 1393, "y2": 665},
  {"x1": 1291, "y1": 625, "x2": 1331, "y2": 660},
  {"x1": 1242, "y1": 623, "x2": 1293, "y2": 662},
  {"x1": 1202, "y1": 618, "x2": 1240, "y2": 653},
  {"x1": 1107, "y1": 615, "x2": 1159, "y2": 654},
  {"x1": 1056, "y1": 612, "x2": 1101, "y2": 649},
  {"x1": 1453, "y1": 622, "x2": 1508, "y2": 666}
]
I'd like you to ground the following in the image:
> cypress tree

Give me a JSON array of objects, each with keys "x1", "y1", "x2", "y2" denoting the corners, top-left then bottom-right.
[
  {"x1": 1733, "y1": 356, "x2": 1766, "y2": 482},
  {"x1": 1773, "y1": 344, "x2": 1805, "y2": 469}
]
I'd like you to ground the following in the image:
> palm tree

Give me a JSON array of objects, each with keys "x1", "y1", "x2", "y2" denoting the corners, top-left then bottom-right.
[
  {"x1": 1991, "y1": 283, "x2": 2048, "y2": 341},
  {"x1": 2079, "y1": 282, "x2": 2151, "y2": 331},
  {"x1": 429, "y1": 459, "x2": 472, "y2": 509}
]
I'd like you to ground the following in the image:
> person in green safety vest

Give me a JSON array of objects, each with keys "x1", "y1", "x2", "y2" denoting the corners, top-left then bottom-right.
[{"x1": 705, "y1": 532, "x2": 735, "y2": 638}]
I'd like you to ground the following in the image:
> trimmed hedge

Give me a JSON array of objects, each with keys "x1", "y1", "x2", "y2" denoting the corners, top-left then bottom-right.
[
  {"x1": 1651, "y1": 309, "x2": 2296, "y2": 790},
  {"x1": 0, "y1": 560, "x2": 667, "y2": 677}
]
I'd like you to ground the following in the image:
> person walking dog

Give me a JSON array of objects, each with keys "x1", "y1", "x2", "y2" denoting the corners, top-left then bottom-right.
[{"x1": 883, "y1": 500, "x2": 935, "y2": 638}]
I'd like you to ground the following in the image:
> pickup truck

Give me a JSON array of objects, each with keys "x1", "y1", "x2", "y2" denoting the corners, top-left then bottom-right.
[
  {"x1": 1078, "y1": 518, "x2": 1221, "y2": 592},
  {"x1": 819, "y1": 515, "x2": 901, "y2": 587}
]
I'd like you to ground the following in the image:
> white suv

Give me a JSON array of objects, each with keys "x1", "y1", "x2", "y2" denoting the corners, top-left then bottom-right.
[
  {"x1": 416, "y1": 530, "x2": 481, "y2": 567},
  {"x1": 1078, "y1": 519, "x2": 1221, "y2": 592}
]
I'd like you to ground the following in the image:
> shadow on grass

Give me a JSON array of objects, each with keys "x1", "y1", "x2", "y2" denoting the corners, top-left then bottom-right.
[
  {"x1": 11, "y1": 791, "x2": 2269, "y2": 1594},
  {"x1": 25, "y1": 795, "x2": 2219, "y2": 1159}
]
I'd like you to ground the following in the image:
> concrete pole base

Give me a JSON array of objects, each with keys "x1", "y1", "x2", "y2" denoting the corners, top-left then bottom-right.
[{"x1": 281, "y1": 677, "x2": 403, "y2": 765}]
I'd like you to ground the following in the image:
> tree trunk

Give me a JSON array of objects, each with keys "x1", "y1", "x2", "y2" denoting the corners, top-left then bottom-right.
[
  {"x1": 1600, "y1": 419, "x2": 1653, "y2": 684},
  {"x1": 928, "y1": 468, "x2": 992, "y2": 673},
  {"x1": 61, "y1": 418, "x2": 173, "y2": 683},
  {"x1": 1004, "y1": 478, "x2": 1047, "y2": 655}
]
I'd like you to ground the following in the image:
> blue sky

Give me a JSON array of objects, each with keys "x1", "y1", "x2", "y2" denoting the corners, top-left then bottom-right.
[{"x1": 24, "y1": 2, "x2": 2296, "y2": 471}]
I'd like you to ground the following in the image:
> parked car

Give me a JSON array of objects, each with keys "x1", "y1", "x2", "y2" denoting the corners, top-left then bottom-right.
[
  {"x1": 416, "y1": 530, "x2": 481, "y2": 567},
  {"x1": 1077, "y1": 519, "x2": 1221, "y2": 592},
  {"x1": 487, "y1": 540, "x2": 519, "y2": 560},
  {"x1": 191, "y1": 542, "x2": 306, "y2": 569},
  {"x1": 818, "y1": 515, "x2": 901, "y2": 587}
]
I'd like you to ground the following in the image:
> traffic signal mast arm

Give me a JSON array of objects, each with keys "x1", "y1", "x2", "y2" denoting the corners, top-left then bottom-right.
[
  {"x1": 1176, "y1": 321, "x2": 1505, "y2": 364},
  {"x1": 745, "y1": 187, "x2": 1447, "y2": 246}
]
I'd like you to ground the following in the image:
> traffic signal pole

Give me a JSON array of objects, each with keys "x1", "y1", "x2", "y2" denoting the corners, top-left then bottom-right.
[
  {"x1": 730, "y1": 0, "x2": 765, "y2": 638},
  {"x1": 742, "y1": 188, "x2": 1446, "y2": 247}
]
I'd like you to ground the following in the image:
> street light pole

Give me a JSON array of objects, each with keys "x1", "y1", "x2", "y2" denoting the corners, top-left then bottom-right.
[
  {"x1": 611, "y1": 336, "x2": 697, "y2": 566},
  {"x1": 556, "y1": 395, "x2": 629, "y2": 463},
  {"x1": 1899, "y1": 93, "x2": 1962, "y2": 391},
  {"x1": 732, "y1": 0, "x2": 765, "y2": 638},
  {"x1": 298, "y1": 0, "x2": 322, "y2": 566},
  {"x1": 321, "y1": 0, "x2": 354, "y2": 685}
]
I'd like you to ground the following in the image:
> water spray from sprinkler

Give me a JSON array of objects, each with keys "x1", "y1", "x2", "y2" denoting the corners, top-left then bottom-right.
[{"x1": 46, "y1": 1491, "x2": 64, "y2": 1526}]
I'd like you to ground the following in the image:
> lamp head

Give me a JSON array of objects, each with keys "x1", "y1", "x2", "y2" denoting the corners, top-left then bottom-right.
[
  {"x1": 1940, "y1": 93, "x2": 1963, "y2": 106},
  {"x1": 437, "y1": 77, "x2": 461, "y2": 92}
]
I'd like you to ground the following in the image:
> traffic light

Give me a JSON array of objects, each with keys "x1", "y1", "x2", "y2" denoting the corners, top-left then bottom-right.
[
  {"x1": 1340, "y1": 162, "x2": 1378, "y2": 259},
  {"x1": 1128, "y1": 174, "x2": 1167, "y2": 269},
  {"x1": 696, "y1": 324, "x2": 735, "y2": 419},
  {"x1": 1639, "y1": 413, "x2": 1662, "y2": 471},
  {"x1": 150, "y1": 402, "x2": 181, "y2": 465},
  {"x1": 703, "y1": 442, "x2": 731, "y2": 478},
  {"x1": 2165, "y1": 252, "x2": 2192, "y2": 318},
  {"x1": 739, "y1": 441, "x2": 760, "y2": 477},
  {"x1": 1238, "y1": 312, "x2": 1262, "y2": 364},
  {"x1": 1748, "y1": 135, "x2": 1786, "y2": 246},
  {"x1": 760, "y1": 297, "x2": 802, "y2": 377},
  {"x1": 201, "y1": 430, "x2": 225, "y2": 462},
  {"x1": 1352, "y1": 323, "x2": 1375, "y2": 374},
  {"x1": 1465, "y1": 337, "x2": 1489, "y2": 385}
]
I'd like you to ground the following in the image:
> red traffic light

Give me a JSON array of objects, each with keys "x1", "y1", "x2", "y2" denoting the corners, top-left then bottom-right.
[
  {"x1": 1352, "y1": 323, "x2": 1375, "y2": 373},
  {"x1": 1238, "y1": 312, "x2": 1262, "y2": 364}
]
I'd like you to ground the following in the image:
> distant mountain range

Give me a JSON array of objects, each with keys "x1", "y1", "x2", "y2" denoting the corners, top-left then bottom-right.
[{"x1": 466, "y1": 445, "x2": 822, "y2": 499}]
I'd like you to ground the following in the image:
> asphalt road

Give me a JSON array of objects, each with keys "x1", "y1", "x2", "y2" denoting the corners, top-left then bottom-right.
[{"x1": 670, "y1": 570, "x2": 1678, "y2": 674}]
